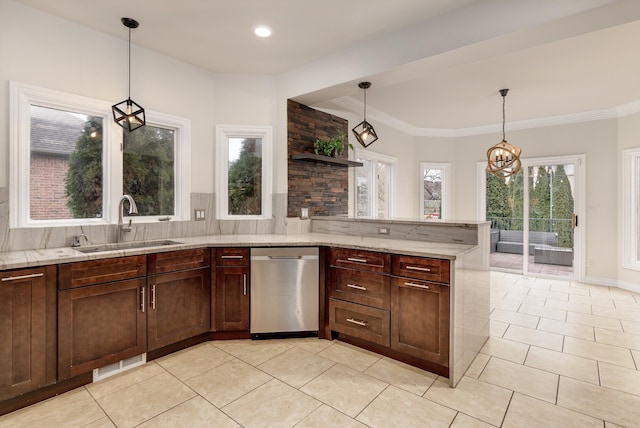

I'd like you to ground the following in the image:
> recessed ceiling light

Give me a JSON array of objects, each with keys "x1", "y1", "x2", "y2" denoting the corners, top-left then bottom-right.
[{"x1": 254, "y1": 25, "x2": 272, "y2": 38}]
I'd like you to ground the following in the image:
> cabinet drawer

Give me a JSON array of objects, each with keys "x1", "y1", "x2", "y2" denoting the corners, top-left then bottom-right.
[
  {"x1": 328, "y1": 248, "x2": 390, "y2": 273},
  {"x1": 392, "y1": 255, "x2": 450, "y2": 284},
  {"x1": 329, "y1": 298, "x2": 390, "y2": 347},
  {"x1": 58, "y1": 256, "x2": 147, "y2": 290},
  {"x1": 330, "y1": 267, "x2": 390, "y2": 309},
  {"x1": 148, "y1": 248, "x2": 210, "y2": 274},
  {"x1": 215, "y1": 247, "x2": 250, "y2": 267}
]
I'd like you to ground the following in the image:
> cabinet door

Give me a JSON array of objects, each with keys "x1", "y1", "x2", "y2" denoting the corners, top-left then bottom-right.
[
  {"x1": 390, "y1": 278, "x2": 449, "y2": 366},
  {"x1": 215, "y1": 266, "x2": 249, "y2": 331},
  {"x1": 58, "y1": 278, "x2": 147, "y2": 380},
  {"x1": 0, "y1": 266, "x2": 56, "y2": 401},
  {"x1": 147, "y1": 268, "x2": 211, "y2": 351}
]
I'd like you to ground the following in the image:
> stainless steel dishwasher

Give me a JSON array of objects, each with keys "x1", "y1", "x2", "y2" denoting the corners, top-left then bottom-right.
[{"x1": 250, "y1": 247, "x2": 319, "y2": 338}]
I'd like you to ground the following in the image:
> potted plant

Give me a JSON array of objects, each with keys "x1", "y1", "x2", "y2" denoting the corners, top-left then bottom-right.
[{"x1": 313, "y1": 130, "x2": 353, "y2": 157}]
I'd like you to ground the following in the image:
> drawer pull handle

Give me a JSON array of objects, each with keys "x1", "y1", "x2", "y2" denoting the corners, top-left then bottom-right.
[
  {"x1": 151, "y1": 285, "x2": 156, "y2": 309},
  {"x1": 243, "y1": 274, "x2": 247, "y2": 296},
  {"x1": 404, "y1": 282, "x2": 430, "y2": 290},
  {"x1": 406, "y1": 265, "x2": 432, "y2": 272},
  {"x1": 1, "y1": 273, "x2": 44, "y2": 282},
  {"x1": 221, "y1": 255, "x2": 244, "y2": 259},
  {"x1": 346, "y1": 283, "x2": 367, "y2": 291},
  {"x1": 346, "y1": 257, "x2": 368, "y2": 263},
  {"x1": 346, "y1": 317, "x2": 367, "y2": 327}
]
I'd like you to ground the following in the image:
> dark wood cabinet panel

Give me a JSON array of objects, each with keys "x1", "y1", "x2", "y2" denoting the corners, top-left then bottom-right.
[
  {"x1": 58, "y1": 256, "x2": 147, "y2": 290},
  {"x1": 329, "y1": 267, "x2": 390, "y2": 309},
  {"x1": 58, "y1": 278, "x2": 147, "y2": 380},
  {"x1": 0, "y1": 266, "x2": 56, "y2": 401},
  {"x1": 214, "y1": 266, "x2": 249, "y2": 331},
  {"x1": 215, "y1": 247, "x2": 250, "y2": 267},
  {"x1": 147, "y1": 248, "x2": 210, "y2": 275},
  {"x1": 147, "y1": 268, "x2": 211, "y2": 351},
  {"x1": 329, "y1": 298, "x2": 390, "y2": 346},
  {"x1": 328, "y1": 248, "x2": 390, "y2": 273},
  {"x1": 392, "y1": 255, "x2": 450, "y2": 284},
  {"x1": 390, "y1": 277, "x2": 449, "y2": 366}
]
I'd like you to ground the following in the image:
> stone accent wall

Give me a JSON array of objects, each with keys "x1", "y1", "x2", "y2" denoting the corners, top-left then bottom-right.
[{"x1": 287, "y1": 100, "x2": 349, "y2": 217}]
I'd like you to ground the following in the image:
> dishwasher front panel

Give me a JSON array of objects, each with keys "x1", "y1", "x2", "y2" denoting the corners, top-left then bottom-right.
[{"x1": 250, "y1": 247, "x2": 319, "y2": 336}]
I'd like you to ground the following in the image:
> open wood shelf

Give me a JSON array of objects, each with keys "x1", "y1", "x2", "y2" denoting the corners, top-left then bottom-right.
[{"x1": 291, "y1": 153, "x2": 363, "y2": 167}]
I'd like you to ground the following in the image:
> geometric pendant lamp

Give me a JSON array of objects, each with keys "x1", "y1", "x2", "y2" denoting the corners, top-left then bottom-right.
[
  {"x1": 352, "y1": 81, "x2": 379, "y2": 147},
  {"x1": 112, "y1": 17, "x2": 146, "y2": 132},
  {"x1": 486, "y1": 88, "x2": 521, "y2": 178}
]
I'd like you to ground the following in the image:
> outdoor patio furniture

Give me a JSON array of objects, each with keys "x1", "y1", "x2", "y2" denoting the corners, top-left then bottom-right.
[
  {"x1": 534, "y1": 246, "x2": 573, "y2": 266},
  {"x1": 495, "y1": 230, "x2": 558, "y2": 255}
]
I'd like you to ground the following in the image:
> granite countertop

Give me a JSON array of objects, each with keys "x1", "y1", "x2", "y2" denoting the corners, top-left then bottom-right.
[{"x1": 0, "y1": 232, "x2": 476, "y2": 271}]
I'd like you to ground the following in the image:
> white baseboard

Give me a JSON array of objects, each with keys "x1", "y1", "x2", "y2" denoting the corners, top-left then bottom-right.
[{"x1": 584, "y1": 275, "x2": 640, "y2": 294}]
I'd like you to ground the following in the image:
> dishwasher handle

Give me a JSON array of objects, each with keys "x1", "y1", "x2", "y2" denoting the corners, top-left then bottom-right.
[{"x1": 268, "y1": 255, "x2": 302, "y2": 260}]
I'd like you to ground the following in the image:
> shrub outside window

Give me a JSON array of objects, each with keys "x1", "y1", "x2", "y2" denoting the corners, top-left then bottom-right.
[{"x1": 216, "y1": 125, "x2": 272, "y2": 219}]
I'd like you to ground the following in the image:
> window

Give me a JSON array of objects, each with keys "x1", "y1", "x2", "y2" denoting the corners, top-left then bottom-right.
[
  {"x1": 623, "y1": 147, "x2": 640, "y2": 270},
  {"x1": 216, "y1": 125, "x2": 272, "y2": 219},
  {"x1": 10, "y1": 82, "x2": 190, "y2": 228},
  {"x1": 419, "y1": 162, "x2": 450, "y2": 220},
  {"x1": 354, "y1": 148, "x2": 396, "y2": 218}
]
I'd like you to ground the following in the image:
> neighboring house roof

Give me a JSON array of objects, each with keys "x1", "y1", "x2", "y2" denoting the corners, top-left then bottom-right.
[{"x1": 30, "y1": 105, "x2": 85, "y2": 156}]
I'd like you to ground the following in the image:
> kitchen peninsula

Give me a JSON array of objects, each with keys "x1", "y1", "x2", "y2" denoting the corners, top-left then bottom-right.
[{"x1": 0, "y1": 217, "x2": 489, "y2": 415}]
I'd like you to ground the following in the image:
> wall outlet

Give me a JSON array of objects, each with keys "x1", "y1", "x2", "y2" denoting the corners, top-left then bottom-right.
[
  {"x1": 194, "y1": 209, "x2": 205, "y2": 221},
  {"x1": 378, "y1": 227, "x2": 390, "y2": 235}
]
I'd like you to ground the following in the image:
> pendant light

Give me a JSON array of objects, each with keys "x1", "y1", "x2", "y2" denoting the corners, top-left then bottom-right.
[
  {"x1": 112, "y1": 17, "x2": 146, "y2": 132},
  {"x1": 352, "y1": 81, "x2": 379, "y2": 148},
  {"x1": 486, "y1": 88, "x2": 521, "y2": 178}
]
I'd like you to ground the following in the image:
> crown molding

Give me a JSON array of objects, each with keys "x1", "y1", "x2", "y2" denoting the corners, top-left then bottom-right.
[{"x1": 330, "y1": 96, "x2": 640, "y2": 139}]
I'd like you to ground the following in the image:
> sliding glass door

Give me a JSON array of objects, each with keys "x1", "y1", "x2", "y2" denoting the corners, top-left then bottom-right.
[{"x1": 486, "y1": 155, "x2": 583, "y2": 279}]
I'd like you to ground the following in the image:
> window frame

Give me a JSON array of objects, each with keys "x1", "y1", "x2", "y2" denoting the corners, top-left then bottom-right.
[
  {"x1": 215, "y1": 124, "x2": 273, "y2": 220},
  {"x1": 353, "y1": 147, "x2": 397, "y2": 219},
  {"x1": 623, "y1": 147, "x2": 640, "y2": 271},
  {"x1": 419, "y1": 162, "x2": 451, "y2": 220},
  {"x1": 10, "y1": 81, "x2": 191, "y2": 228}
]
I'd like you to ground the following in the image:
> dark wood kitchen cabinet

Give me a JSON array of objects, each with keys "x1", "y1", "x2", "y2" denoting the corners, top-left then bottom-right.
[
  {"x1": 213, "y1": 248, "x2": 250, "y2": 331},
  {"x1": 391, "y1": 256, "x2": 450, "y2": 366},
  {"x1": 57, "y1": 256, "x2": 147, "y2": 380},
  {"x1": 0, "y1": 266, "x2": 56, "y2": 401},
  {"x1": 147, "y1": 249, "x2": 211, "y2": 351},
  {"x1": 327, "y1": 248, "x2": 391, "y2": 346}
]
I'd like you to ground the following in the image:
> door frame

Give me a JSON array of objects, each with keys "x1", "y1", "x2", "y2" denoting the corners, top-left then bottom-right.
[{"x1": 477, "y1": 154, "x2": 586, "y2": 282}]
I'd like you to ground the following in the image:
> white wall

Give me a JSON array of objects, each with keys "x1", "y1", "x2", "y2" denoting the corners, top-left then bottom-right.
[
  {"x1": 0, "y1": 0, "x2": 278, "y2": 195},
  {"x1": 617, "y1": 112, "x2": 640, "y2": 288},
  {"x1": 454, "y1": 120, "x2": 619, "y2": 283}
]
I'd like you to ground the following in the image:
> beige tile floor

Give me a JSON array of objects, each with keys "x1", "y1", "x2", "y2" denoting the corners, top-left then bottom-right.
[{"x1": 2, "y1": 272, "x2": 640, "y2": 427}]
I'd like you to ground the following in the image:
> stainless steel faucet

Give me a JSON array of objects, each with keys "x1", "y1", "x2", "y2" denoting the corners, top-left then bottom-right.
[{"x1": 118, "y1": 195, "x2": 138, "y2": 243}]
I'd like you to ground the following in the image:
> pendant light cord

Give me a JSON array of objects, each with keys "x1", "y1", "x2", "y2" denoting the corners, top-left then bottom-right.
[
  {"x1": 128, "y1": 26, "x2": 131, "y2": 100},
  {"x1": 363, "y1": 87, "x2": 367, "y2": 121},
  {"x1": 502, "y1": 93, "x2": 506, "y2": 142}
]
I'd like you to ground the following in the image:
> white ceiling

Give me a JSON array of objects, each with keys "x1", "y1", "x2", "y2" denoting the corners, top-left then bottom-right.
[{"x1": 14, "y1": 0, "x2": 640, "y2": 133}]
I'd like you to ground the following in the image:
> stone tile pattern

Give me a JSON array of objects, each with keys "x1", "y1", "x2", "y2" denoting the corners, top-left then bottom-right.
[
  {"x1": 0, "y1": 189, "x2": 290, "y2": 251},
  {"x1": 2, "y1": 272, "x2": 640, "y2": 427},
  {"x1": 287, "y1": 99, "x2": 349, "y2": 218}
]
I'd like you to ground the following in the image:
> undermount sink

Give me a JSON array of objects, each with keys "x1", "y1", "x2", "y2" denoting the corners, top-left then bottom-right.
[{"x1": 73, "y1": 240, "x2": 182, "y2": 254}]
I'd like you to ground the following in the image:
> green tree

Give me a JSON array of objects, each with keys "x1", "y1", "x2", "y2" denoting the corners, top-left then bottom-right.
[
  {"x1": 507, "y1": 170, "x2": 524, "y2": 230},
  {"x1": 530, "y1": 166, "x2": 551, "y2": 232},
  {"x1": 486, "y1": 173, "x2": 509, "y2": 228},
  {"x1": 65, "y1": 117, "x2": 103, "y2": 218},
  {"x1": 123, "y1": 126, "x2": 174, "y2": 216},
  {"x1": 228, "y1": 139, "x2": 262, "y2": 215},
  {"x1": 552, "y1": 165, "x2": 574, "y2": 247}
]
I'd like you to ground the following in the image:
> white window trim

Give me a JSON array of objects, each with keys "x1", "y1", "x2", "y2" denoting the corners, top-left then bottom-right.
[
  {"x1": 9, "y1": 81, "x2": 191, "y2": 228},
  {"x1": 623, "y1": 147, "x2": 640, "y2": 271},
  {"x1": 125, "y1": 112, "x2": 191, "y2": 223},
  {"x1": 419, "y1": 162, "x2": 450, "y2": 220},
  {"x1": 215, "y1": 125, "x2": 273, "y2": 220},
  {"x1": 353, "y1": 147, "x2": 397, "y2": 218}
]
